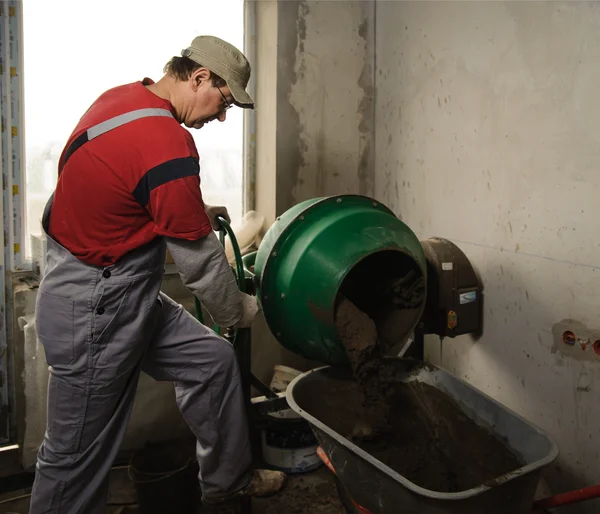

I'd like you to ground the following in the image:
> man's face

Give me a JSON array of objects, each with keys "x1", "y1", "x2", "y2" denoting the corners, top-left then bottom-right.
[{"x1": 184, "y1": 68, "x2": 233, "y2": 129}]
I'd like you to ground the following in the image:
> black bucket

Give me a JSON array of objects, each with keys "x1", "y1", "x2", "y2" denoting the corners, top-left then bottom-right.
[{"x1": 128, "y1": 438, "x2": 199, "y2": 514}]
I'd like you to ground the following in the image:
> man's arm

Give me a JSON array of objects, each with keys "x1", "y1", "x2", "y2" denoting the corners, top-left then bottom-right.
[
  {"x1": 137, "y1": 130, "x2": 258, "y2": 327},
  {"x1": 165, "y1": 232, "x2": 259, "y2": 328}
]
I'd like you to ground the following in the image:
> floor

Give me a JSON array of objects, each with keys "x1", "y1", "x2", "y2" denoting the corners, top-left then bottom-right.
[
  {"x1": 0, "y1": 466, "x2": 347, "y2": 514},
  {"x1": 249, "y1": 468, "x2": 346, "y2": 514}
]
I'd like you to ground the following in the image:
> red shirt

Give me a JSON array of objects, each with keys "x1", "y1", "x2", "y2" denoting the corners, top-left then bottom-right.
[{"x1": 48, "y1": 78, "x2": 213, "y2": 267}]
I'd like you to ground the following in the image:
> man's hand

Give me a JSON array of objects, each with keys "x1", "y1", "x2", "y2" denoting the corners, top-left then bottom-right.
[
  {"x1": 234, "y1": 293, "x2": 261, "y2": 328},
  {"x1": 205, "y1": 204, "x2": 231, "y2": 231}
]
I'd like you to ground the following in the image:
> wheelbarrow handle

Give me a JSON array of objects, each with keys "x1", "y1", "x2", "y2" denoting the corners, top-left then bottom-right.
[
  {"x1": 316, "y1": 446, "x2": 336, "y2": 475},
  {"x1": 316, "y1": 446, "x2": 373, "y2": 514},
  {"x1": 532, "y1": 483, "x2": 600, "y2": 510}
]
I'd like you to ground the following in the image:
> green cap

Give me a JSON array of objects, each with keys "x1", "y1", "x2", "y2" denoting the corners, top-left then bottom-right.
[{"x1": 182, "y1": 35, "x2": 254, "y2": 109}]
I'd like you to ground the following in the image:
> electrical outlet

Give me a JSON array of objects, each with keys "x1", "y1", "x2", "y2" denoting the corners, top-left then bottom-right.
[{"x1": 553, "y1": 320, "x2": 600, "y2": 361}]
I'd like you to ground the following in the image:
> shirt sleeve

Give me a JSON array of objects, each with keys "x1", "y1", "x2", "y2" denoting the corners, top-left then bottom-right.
[
  {"x1": 131, "y1": 121, "x2": 213, "y2": 240},
  {"x1": 165, "y1": 233, "x2": 243, "y2": 327},
  {"x1": 142, "y1": 156, "x2": 213, "y2": 239}
]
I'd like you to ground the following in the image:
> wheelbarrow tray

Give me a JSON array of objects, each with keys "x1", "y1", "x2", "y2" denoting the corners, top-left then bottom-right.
[{"x1": 286, "y1": 358, "x2": 559, "y2": 514}]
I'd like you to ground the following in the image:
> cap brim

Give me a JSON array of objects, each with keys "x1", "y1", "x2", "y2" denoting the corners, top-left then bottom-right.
[{"x1": 228, "y1": 81, "x2": 254, "y2": 109}]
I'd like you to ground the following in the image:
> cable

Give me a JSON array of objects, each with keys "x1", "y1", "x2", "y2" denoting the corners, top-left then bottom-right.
[{"x1": 0, "y1": 493, "x2": 31, "y2": 505}]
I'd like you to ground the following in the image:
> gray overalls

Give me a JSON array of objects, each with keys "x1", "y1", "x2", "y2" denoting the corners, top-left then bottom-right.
[{"x1": 28, "y1": 109, "x2": 252, "y2": 514}]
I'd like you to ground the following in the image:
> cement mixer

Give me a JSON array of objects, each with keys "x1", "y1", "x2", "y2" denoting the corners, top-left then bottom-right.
[
  {"x1": 205, "y1": 193, "x2": 485, "y2": 403},
  {"x1": 238, "y1": 193, "x2": 483, "y2": 367},
  {"x1": 252, "y1": 194, "x2": 427, "y2": 364}
]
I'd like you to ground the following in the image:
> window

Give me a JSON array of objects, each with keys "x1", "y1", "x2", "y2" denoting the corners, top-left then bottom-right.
[{"x1": 23, "y1": 0, "x2": 245, "y2": 257}]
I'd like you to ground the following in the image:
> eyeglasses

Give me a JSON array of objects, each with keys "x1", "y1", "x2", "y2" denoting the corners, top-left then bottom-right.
[{"x1": 216, "y1": 86, "x2": 232, "y2": 111}]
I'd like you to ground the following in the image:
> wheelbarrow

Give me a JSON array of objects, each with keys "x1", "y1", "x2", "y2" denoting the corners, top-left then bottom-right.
[
  {"x1": 317, "y1": 448, "x2": 600, "y2": 513},
  {"x1": 286, "y1": 358, "x2": 560, "y2": 514}
]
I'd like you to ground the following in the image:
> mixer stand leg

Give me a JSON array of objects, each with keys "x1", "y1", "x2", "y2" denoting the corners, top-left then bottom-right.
[
  {"x1": 233, "y1": 323, "x2": 289, "y2": 514},
  {"x1": 233, "y1": 326, "x2": 254, "y2": 514},
  {"x1": 234, "y1": 327, "x2": 253, "y2": 406}
]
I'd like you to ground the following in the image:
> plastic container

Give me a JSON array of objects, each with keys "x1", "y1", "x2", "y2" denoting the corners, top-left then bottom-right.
[
  {"x1": 267, "y1": 365, "x2": 304, "y2": 420},
  {"x1": 260, "y1": 365, "x2": 322, "y2": 473},
  {"x1": 128, "y1": 439, "x2": 199, "y2": 514},
  {"x1": 260, "y1": 415, "x2": 323, "y2": 474},
  {"x1": 270, "y1": 365, "x2": 302, "y2": 393},
  {"x1": 224, "y1": 210, "x2": 266, "y2": 264},
  {"x1": 286, "y1": 359, "x2": 559, "y2": 514}
]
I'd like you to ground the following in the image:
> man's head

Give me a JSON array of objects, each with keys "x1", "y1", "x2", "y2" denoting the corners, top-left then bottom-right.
[{"x1": 159, "y1": 36, "x2": 254, "y2": 129}]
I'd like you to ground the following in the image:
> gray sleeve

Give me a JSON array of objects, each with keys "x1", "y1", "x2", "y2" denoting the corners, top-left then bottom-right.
[{"x1": 165, "y1": 233, "x2": 243, "y2": 327}]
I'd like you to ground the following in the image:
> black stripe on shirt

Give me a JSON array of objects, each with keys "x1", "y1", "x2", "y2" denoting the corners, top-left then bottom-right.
[
  {"x1": 132, "y1": 156, "x2": 200, "y2": 207},
  {"x1": 60, "y1": 131, "x2": 89, "y2": 172}
]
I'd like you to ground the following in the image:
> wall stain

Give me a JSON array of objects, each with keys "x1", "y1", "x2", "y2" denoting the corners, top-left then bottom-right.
[
  {"x1": 278, "y1": 1, "x2": 375, "y2": 208},
  {"x1": 357, "y1": 7, "x2": 375, "y2": 197},
  {"x1": 276, "y1": 0, "x2": 305, "y2": 214}
]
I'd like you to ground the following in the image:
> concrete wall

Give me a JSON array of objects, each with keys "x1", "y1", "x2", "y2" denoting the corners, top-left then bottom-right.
[
  {"x1": 274, "y1": 0, "x2": 376, "y2": 212},
  {"x1": 252, "y1": 0, "x2": 377, "y2": 380},
  {"x1": 374, "y1": 2, "x2": 600, "y2": 511}
]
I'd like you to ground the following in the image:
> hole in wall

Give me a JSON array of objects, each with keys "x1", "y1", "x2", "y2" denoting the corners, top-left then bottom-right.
[{"x1": 562, "y1": 331, "x2": 576, "y2": 346}]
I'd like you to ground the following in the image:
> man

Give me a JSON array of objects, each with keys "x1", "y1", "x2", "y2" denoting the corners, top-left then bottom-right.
[{"x1": 29, "y1": 36, "x2": 286, "y2": 514}]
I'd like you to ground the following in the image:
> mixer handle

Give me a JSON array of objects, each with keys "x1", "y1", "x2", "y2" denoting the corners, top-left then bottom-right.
[{"x1": 215, "y1": 215, "x2": 246, "y2": 294}]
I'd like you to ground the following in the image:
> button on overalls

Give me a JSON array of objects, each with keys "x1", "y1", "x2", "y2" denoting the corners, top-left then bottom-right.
[{"x1": 29, "y1": 109, "x2": 252, "y2": 514}]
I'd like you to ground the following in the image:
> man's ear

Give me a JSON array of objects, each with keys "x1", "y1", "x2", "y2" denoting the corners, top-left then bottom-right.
[{"x1": 190, "y1": 67, "x2": 212, "y2": 91}]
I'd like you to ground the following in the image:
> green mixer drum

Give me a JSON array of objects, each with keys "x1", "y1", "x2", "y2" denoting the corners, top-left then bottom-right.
[{"x1": 253, "y1": 195, "x2": 427, "y2": 365}]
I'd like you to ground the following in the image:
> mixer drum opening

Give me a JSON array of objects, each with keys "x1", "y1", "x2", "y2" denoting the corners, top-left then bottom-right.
[{"x1": 336, "y1": 249, "x2": 427, "y2": 353}]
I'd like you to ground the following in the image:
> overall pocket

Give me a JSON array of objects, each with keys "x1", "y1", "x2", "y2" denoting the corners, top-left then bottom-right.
[
  {"x1": 35, "y1": 291, "x2": 75, "y2": 366},
  {"x1": 46, "y1": 376, "x2": 86, "y2": 454}
]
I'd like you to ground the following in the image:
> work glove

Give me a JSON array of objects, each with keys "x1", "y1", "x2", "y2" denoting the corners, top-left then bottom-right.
[
  {"x1": 205, "y1": 204, "x2": 231, "y2": 231},
  {"x1": 233, "y1": 292, "x2": 261, "y2": 328}
]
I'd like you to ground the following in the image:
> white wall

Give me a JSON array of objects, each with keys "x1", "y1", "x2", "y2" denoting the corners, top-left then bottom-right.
[{"x1": 374, "y1": 2, "x2": 600, "y2": 512}]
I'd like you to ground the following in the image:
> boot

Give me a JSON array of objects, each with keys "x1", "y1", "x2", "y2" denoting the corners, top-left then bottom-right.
[{"x1": 203, "y1": 469, "x2": 288, "y2": 506}]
